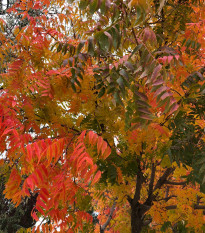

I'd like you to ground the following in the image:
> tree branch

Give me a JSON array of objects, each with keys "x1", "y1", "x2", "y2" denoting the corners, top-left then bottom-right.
[
  {"x1": 165, "y1": 204, "x2": 205, "y2": 210},
  {"x1": 145, "y1": 167, "x2": 175, "y2": 206},
  {"x1": 127, "y1": 195, "x2": 132, "y2": 205},
  {"x1": 148, "y1": 163, "x2": 156, "y2": 197},
  {"x1": 194, "y1": 205, "x2": 205, "y2": 210},
  {"x1": 164, "y1": 180, "x2": 187, "y2": 185},
  {"x1": 133, "y1": 159, "x2": 145, "y2": 206},
  {"x1": 143, "y1": 218, "x2": 152, "y2": 226},
  {"x1": 154, "y1": 167, "x2": 175, "y2": 191},
  {"x1": 159, "y1": 195, "x2": 177, "y2": 202},
  {"x1": 100, "y1": 202, "x2": 116, "y2": 233},
  {"x1": 165, "y1": 205, "x2": 177, "y2": 210}
]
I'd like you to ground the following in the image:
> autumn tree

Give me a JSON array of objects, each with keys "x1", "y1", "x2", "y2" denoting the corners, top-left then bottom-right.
[{"x1": 0, "y1": 0, "x2": 205, "y2": 232}]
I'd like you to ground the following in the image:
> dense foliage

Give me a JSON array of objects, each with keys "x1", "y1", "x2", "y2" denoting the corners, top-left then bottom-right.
[{"x1": 0, "y1": 0, "x2": 205, "y2": 232}]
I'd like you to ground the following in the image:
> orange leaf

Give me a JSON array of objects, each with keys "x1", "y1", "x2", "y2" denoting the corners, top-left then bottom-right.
[
  {"x1": 32, "y1": 210, "x2": 39, "y2": 221},
  {"x1": 97, "y1": 136, "x2": 103, "y2": 154},
  {"x1": 91, "y1": 170, "x2": 101, "y2": 186}
]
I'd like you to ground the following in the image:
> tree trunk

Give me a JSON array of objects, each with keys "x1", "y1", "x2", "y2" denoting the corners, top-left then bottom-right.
[
  {"x1": 0, "y1": 0, "x2": 3, "y2": 14},
  {"x1": 131, "y1": 203, "x2": 144, "y2": 233}
]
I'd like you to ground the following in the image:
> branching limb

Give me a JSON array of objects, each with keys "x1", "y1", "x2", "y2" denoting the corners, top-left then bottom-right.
[
  {"x1": 100, "y1": 201, "x2": 116, "y2": 233},
  {"x1": 164, "y1": 180, "x2": 187, "y2": 185},
  {"x1": 143, "y1": 218, "x2": 152, "y2": 226},
  {"x1": 194, "y1": 205, "x2": 205, "y2": 210},
  {"x1": 132, "y1": 159, "x2": 145, "y2": 206},
  {"x1": 159, "y1": 195, "x2": 177, "y2": 202},
  {"x1": 154, "y1": 167, "x2": 175, "y2": 191},
  {"x1": 165, "y1": 204, "x2": 205, "y2": 210},
  {"x1": 148, "y1": 163, "x2": 156, "y2": 198},
  {"x1": 145, "y1": 167, "x2": 175, "y2": 206}
]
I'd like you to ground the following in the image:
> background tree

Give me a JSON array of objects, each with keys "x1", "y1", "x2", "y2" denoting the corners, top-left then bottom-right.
[{"x1": 0, "y1": 0, "x2": 204, "y2": 232}]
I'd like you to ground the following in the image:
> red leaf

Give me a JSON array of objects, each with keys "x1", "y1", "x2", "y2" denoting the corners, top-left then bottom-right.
[
  {"x1": 41, "y1": 164, "x2": 48, "y2": 177},
  {"x1": 140, "y1": 114, "x2": 154, "y2": 120},
  {"x1": 79, "y1": 130, "x2": 86, "y2": 140},
  {"x1": 34, "y1": 142, "x2": 41, "y2": 163},
  {"x1": 78, "y1": 156, "x2": 93, "y2": 169},
  {"x1": 91, "y1": 170, "x2": 101, "y2": 186},
  {"x1": 101, "y1": 141, "x2": 107, "y2": 155},
  {"x1": 36, "y1": 203, "x2": 45, "y2": 215},
  {"x1": 41, "y1": 187, "x2": 49, "y2": 197},
  {"x1": 167, "y1": 55, "x2": 173, "y2": 63},
  {"x1": 39, "y1": 191, "x2": 48, "y2": 203},
  {"x1": 32, "y1": 210, "x2": 39, "y2": 221},
  {"x1": 154, "y1": 86, "x2": 167, "y2": 97},
  {"x1": 32, "y1": 173, "x2": 39, "y2": 186},
  {"x1": 103, "y1": 147, "x2": 111, "y2": 159},
  {"x1": 153, "y1": 79, "x2": 164, "y2": 86},
  {"x1": 35, "y1": 169, "x2": 44, "y2": 183},
  {"x1": 26, "y1": 144, "x2": 33, "y2": 162},
  {"x1": 151, "y1": 64, "x2": 162, "y2": 82},
  {"x1": 160, "y1": 92, "x2": 171, "y2": 100},
  {"x1": 97, "y1": 136, "x2": 103, "y2": 154},
  {"x1": 37, "y1": 197, "x2": 47, "y2": 210},
  {"x1": 169, "y1": 103, "x2": 179, "y2": 115},
  {"x1": 26, "y1": 176, "x2": 35, "y2": 191},
  {"x1": 88, "y1": 131, "x2": 95, "y2": 144}
]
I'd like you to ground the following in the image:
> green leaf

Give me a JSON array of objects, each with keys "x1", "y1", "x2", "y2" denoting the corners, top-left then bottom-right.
[
  {"x1": 186, "y1": 39, "x2": 192, "y2": 48},
  {"x1": 77, "y1": 40, "x2": 86, "y2": 54},
  {"x1": 75, "y1": 78, "x2": 81, "y2": 87},
  {"x1": 167, "y1": 148, "x2": 173, "y2": 163},
  {"x1": 98, "y1": 87, "x2": 105, "y2": 98},
  {"x1": 135, "y1": 6, "x2": 142, "y2": 25},
  {"x1": 161, "y1": 221, "x2": 171, "y2": 232},
  {"x1": 62, "y1": 43, "x2": 68, "y2": 55},
  {"x1": 151, "y1": 64, "x2": 162, "y2": 82},
  {"x1": 130, "y1": 44, "x2": 143, "y2": 58},
  {"x1": 100, "y1": 0, "x2": 106, "y2": 14},
  {"x1": 78, "y1": 73, "x2": 83, "y2": 80},
  {"x1": 57, "y1": 43, "x2": 63, "y2": 52},
  {"x1": 140, "y1": 114, "x2": 154, "y2": 121},
  {"x1": 89, "y1": 0, "x2": 98, "y2": 14},
  {"x1": 104, "y1": 31, "x2": 113, "y2": 50},
  {"x1": 119, "y1": 69, "x2": 129, "y2": 81},
  {"x1": 68, "y1": 57, "x2": 74, "y2": 66},
  {"x1": 124, "y1": 61, "x2": 134, "y2": 71},
  {"x1": 95, "y1": 31, "x2": 109, "y2": 52},
  {"x1": 114, "y1": 92, "x2": 123, "y2": 106},
  {"x1": 117, "y1": 77, "x2": 125, "y2": 91},
  {"x1": 79, "y1": 0, "x2": 89, "y2": 10},
  {"x1": 71, "y1": 80, "x2": 76, "y2": 92},
  {"x1": 88, "y1": 37, "x2": 95, "y2": 56},
  {"x1": 107, "y1": 83, "x2": 116, "y2": 94},
  {"x1": 110, "y1": 26, "x2": 120, "y2": 49}
]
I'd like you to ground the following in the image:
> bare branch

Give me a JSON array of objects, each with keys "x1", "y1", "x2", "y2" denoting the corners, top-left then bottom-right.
[
  {"x1": 194, "y1": 205, "x2": 205, "y2": 210},
  {"x1": 159, "y1": 195, "x2": 177, "y2": 202},
  {"x1": 127, "y1": 195, "x2": 132, "y2": 205},
  {"x1": 154, "y1": 167, "x2": 175, "y2": 191},
  {"x1": 100, "y1": 201, "x2": 116, "y2": 233},
  {"x1": 133, "y1": 159, "x2": 145, "y2": 206},
  {"x1": 165, "y1": 204, "x2": 205, "y2": 211},
  {"x1": 165, "y1": 205, "x2": 177, "y2": 210},
  {"x1": 148, "y1": 163, "x2": 156, "y2": 197},
  {"x1": 165, "y1": 186, "x2": 169, "y2": 199},
  {"x1": 164, "y1": 180, "x2": 187, "y2": 185},
  {"x1": 143, "y1": 218, "x2": 152, "y2": 226},
  {"x1": 145, "y1": 167, "x2": 175, "y2": 206}
]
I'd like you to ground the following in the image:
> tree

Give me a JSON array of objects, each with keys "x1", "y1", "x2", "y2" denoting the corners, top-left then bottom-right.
[
  {"x1": 0, "y1": 175, "x2": 37, "y2": 232},
  {"x1": 0, "y1": 0, "x2": 204, "y2": 232}
]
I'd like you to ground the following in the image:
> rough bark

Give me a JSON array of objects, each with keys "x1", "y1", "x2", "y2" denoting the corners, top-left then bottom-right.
[
  {"x1": 100, "y1": 201, "x2": 116, "y2": 233},
  {"x1": 131, "y1": 203, "x2": 144, "y2": 233}
]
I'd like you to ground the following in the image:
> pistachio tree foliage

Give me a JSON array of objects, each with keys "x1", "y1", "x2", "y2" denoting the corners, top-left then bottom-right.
[{"x1": 0, "y1": 0, "x2": 205, "y2": 232}]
